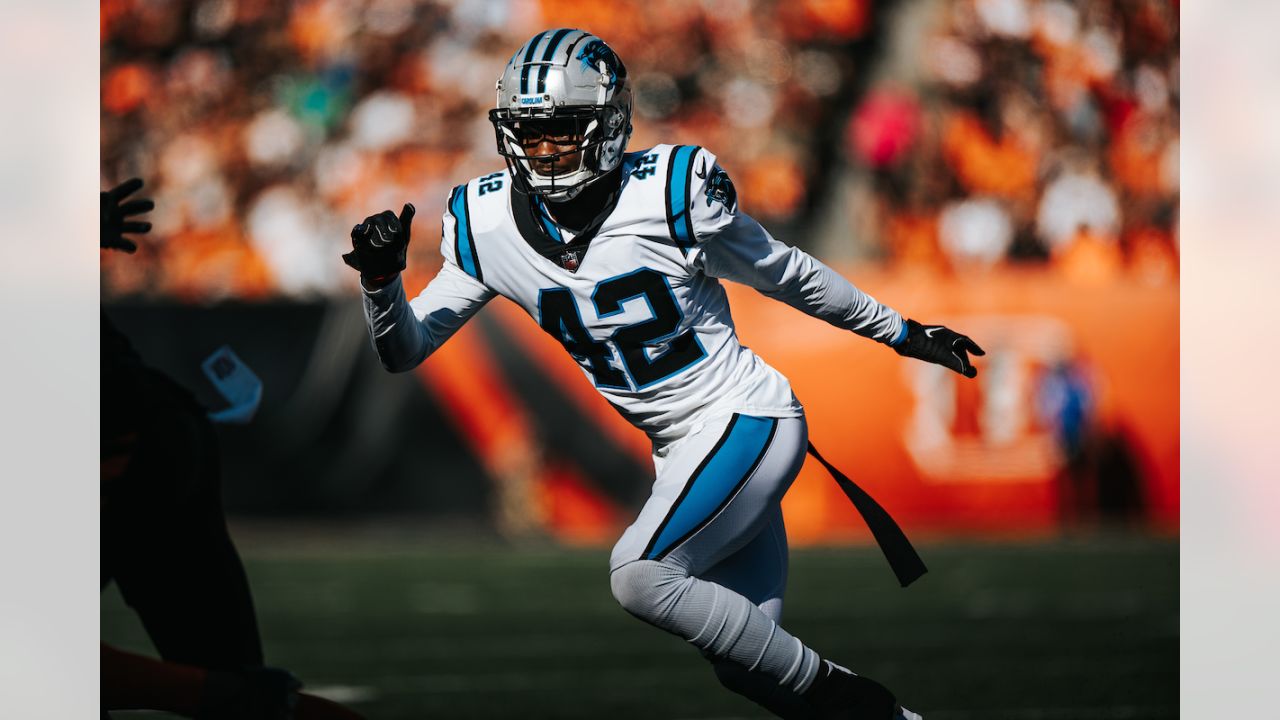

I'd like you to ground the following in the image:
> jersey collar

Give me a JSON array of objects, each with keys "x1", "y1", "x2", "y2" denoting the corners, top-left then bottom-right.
[{"x1": 509, "y1": 168, "x2": 623, "y2": 273}]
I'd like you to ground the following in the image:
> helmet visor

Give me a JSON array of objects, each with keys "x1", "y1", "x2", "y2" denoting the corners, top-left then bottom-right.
[
  {"x1": 490, "y1": 106, "x2": 616, "y2": 198},
  {"x1": 509, "y1": 116, "x2": 589, "y2": 148}
]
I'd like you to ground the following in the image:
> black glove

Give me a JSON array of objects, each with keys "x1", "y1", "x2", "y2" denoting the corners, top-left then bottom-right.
[
  {"x1": 196, "y1": 666, "x2": 302, "y2": 720},
  {"x1": 342, "y1": 203, "x2": 415, "y2": 287},
  {"x1": 892, "y1": 318, "x2": 985, "y2": 378},
  {"x1": 101, "y1": 177, "x2": 154, "y2": 253}
]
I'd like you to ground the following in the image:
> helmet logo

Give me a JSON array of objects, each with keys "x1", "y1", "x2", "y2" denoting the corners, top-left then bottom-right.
[
  {"x1": 576, "y1": 40, "x2": 626, "y2": 89},
  {"x1": 517, "y1": 94, "x2": 552, "y2": 109},
  {"x1": 705, "y1": 167, "x2": 738, "y2": 213}
]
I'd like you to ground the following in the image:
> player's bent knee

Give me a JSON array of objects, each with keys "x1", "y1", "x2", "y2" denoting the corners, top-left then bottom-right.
[
  {"x1": 609, "y1": 559, "x2": 689, "y2": 623},
  {"x1": 708, "y1": 656, "x2": 752, "y2": 693}
]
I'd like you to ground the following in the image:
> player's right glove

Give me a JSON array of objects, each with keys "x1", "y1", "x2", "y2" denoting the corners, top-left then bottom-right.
[
  {"x1": 891, "y1": 318, "x2": 985, "y2": 378},
  {"x1": 341, "y1": 203, "x2": 415, "y2": 288}
]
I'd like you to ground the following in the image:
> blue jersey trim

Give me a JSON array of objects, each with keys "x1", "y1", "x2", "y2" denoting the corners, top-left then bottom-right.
[
  {"x1": 449, "y1": 184, "x2": 483, "y2": 282},
  {"x1": 534, "y1": 195, "x2": 565, "y2": 243},
  {"x1": 664, "y1": 145, "x2": 700, "y2": 255},
  {"x1": 643, "y1": 414, "x2": 778, "y2": 560}
]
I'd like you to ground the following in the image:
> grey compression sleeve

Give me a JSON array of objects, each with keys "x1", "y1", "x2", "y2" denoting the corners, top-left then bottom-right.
[
  {"x1": 694, "y1": 211, "x2": 905, "y2": 344},
  {"x1": 360, "y1": 261, "x2": 495, "y2": 372}
]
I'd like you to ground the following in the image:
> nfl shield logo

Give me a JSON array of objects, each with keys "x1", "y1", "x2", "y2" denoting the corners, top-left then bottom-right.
[{"x1": 560, "y1": 249, "x2": 581, "y2": 271}]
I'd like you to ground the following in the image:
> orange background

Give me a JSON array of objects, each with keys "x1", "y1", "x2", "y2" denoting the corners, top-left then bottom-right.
[
  {"x1": 428, "y1": 265, "x2": 1178, "y2": 544},
  {"x1": 747, "y1": 267, "x2": 1180, "y2": 543}
]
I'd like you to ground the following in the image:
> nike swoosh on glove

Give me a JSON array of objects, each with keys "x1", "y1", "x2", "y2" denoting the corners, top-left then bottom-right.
[
  {"x1": 892, "y1": 318, "x2": 985, "y2": 378},
  {"x1": 342, "y1": 203, "x2": 415, "y2": 288}
]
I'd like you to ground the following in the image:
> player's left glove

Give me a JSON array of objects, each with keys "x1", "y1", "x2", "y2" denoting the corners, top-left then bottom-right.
[
  {"x1": 341, "y1": 203, "x2": 415, "y2": 288},
  {"x1": 892, "y1": 318, "x2": 985, "y2": 378},
  {"x1": 101, "y1": 177, "x2": 154, "y2": 253}
]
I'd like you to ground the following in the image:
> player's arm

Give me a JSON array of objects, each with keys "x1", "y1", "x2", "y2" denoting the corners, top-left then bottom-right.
[
  {"x1": 343, "y1": 203, "x2": 496, "y2": 372},
  {"x1": 688, "y1": 149, "x2": 983, "y2": 377}
]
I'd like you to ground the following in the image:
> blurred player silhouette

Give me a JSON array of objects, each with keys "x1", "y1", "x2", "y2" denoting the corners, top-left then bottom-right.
[
  {"x1": 344, "y1": 30, "x2": 984, "y2": 720},
  {"x1": 101, "y1": 178, "x2": 363, "y2": 720},
  {"x1": 101, "y1": 177, "x2": 264, "y2": 674}
]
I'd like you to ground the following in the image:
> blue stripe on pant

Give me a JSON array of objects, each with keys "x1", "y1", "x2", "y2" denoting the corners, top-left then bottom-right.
[{"x1": 643, "y1": 414, "x2": 779, "y2": 561}]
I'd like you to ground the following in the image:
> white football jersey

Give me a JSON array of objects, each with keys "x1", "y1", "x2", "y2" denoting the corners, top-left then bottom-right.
[{"x1": 362, "y1": 144, "x2": 905, "y2": 446}]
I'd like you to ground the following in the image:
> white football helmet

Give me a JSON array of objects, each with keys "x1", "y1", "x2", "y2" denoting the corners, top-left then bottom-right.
[{"x1": 489, "y1": 29, "x2": 633, "y2": 201}]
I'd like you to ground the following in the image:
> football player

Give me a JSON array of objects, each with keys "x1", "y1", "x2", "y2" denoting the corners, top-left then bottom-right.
[
  {"x1": 343, "y1": 29, "x2": 983, "y2": 720},
  {"x1": 102, "y1": 179, "x2": 364, "y2": 720}
]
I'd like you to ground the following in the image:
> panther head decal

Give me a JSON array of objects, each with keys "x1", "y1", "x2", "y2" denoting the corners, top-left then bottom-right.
[
  {"x1": 577, "y1": 39, "x2": 627, "y2": 89},
  {"x1": 705, "y1": 167, "x2": 738, "y2": 213}
]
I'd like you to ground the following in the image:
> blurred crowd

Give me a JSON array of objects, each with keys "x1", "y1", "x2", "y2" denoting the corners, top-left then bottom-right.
[
  {"x1": 101, "y1": 0, "x2": 1177, "y2": 301},
  {"x1": 850, "y1": 0, "x2": 1178, "y2": 283},
  {"x1": 101, "y1": 0, "x2": 876, "y2": 300}
]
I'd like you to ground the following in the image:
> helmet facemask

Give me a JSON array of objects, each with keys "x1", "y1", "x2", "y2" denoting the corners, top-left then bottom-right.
[{"x1": 490, "y1": 103, "x2": 628, "y2": 201}]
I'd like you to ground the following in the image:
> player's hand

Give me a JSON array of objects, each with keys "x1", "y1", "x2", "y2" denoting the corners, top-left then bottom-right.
[
  {"x1": 197, "y1": 666, "x2": 301, "y2": 720},
  {"x1": 342, "y1": 203, "x2": 415, "y2": 288},
  {"x1": 101, "y1": 177, "x2": 154, "y2": 253},
  {"x1": 892, "y1": 318, "x2": 985, "y2": 378}
]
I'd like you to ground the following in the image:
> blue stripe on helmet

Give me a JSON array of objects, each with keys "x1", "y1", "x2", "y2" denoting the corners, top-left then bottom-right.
[
  {"x1": 519, "y1": 31, "x2": 548, "y2": 95},
  {"x1": 666, "y1": 145, "x2": 698, "y2": 253},
  {"x1": 450, "y1": 185, "x2": 482, "y2": 281},
  {"x1": 536, "y1": 28, "x2": 576, "y2": 94},
  {"x1": 643, "y1": 415, "x2": 779, "y2": 561}
]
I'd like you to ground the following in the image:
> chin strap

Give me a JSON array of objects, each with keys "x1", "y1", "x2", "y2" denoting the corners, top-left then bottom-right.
[{"x1": 806, "y1": 441, "x2": 928, "y2": 588}]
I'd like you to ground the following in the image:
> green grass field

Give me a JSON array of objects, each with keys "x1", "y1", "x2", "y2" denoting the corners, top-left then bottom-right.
[{"x1": 102, "y1": 532, "x2": 1178, "y2": 719}]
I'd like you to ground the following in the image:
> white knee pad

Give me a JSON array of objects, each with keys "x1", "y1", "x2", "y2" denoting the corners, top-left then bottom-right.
[
  {"x1": 609, "y1": 559, "x2": 690, "y2": 625},
  {"x1": 609, "y1": 559, "x2": 820, "y2": 696}
]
